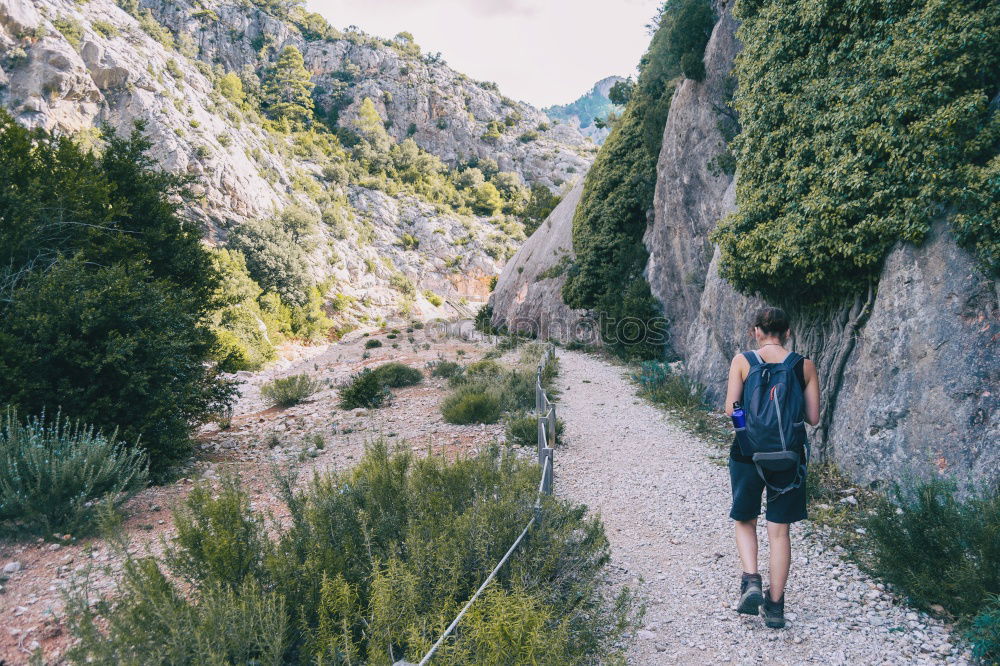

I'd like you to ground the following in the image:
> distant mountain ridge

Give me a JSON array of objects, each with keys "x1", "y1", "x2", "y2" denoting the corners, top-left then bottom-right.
[{"x1": 544, "y1": 75, "x2": 625, "y2": 144}]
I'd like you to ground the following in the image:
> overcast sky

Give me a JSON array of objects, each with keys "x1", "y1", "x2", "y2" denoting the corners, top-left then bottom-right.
[{"x1": 305, "y1": 0, "x2": 663, "y2": 108}]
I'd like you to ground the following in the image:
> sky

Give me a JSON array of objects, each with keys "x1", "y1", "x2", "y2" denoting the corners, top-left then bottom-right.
[{"x1": 305, "y1": 0, "x2": 663, "y2": 108}]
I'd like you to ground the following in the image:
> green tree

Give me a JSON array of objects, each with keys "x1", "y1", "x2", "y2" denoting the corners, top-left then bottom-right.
[
  {"x1": 226, "y1": 214, "x2": 314, "y2": 307},
  {"x1": 208, "y1": 249, "x2": 276, "y2": 372},
  {"x1": 0, "y1": 260, "x2": 230, "y2": 474},
  {"x1": 456, "y1": 167, "x2": 485, "y2": 190},
  {"x1": 352, "y1": 97, "x2": 392, "y2": 152},
  {"x1": 0, "y1": 110, "x2": 233, "y2": 475},
  {"x1": 470, "y1": 181, "x2": 503, "y2": 216},
  {"x1": 523, "y1": 183, "x2": 562, "y2": 235},
  {"x1": 261, "y1": 45, "x2": 315, "y2": 129},
  {"x1": 392, "y1": 31, "x2": 421, "y2": 57},
  {"x1": 608, "y1": 79, "x2": 633, "y2": 105},
  {"x1": 216, "y1": 72, "x2": 245, "y2": 106}
]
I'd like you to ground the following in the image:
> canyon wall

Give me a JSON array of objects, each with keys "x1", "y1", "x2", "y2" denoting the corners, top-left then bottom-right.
[
  {"x1": 644, "y1": 0, "x2": 998, "y2": 487},
  {"x1": 493, "y1": 0, "x2": 998, "y2": 487}
]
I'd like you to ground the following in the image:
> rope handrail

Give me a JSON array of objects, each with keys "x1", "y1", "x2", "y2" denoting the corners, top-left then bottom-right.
[
  {"x1": 417, "y1": 516, "x2": 536, "y2": 666},
  {"x1": 413, "y1": 342, "x2": 557, "y2": 665}
]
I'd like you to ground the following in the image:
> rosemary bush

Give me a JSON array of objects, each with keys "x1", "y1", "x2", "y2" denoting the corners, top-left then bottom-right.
[
  {"x1": 260, "y1": 373, "x2": 321, "y2": 407},
  {"x1": 0, "y1": 409, "x2": 148, "y2": 536},
  {"x1": 66, "y1": 443, "x2": 635, "y2": 664}
]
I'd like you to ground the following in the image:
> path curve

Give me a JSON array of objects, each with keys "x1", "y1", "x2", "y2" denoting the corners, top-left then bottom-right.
[{"x1": 553, "y1": 350, "x2": 965, "y2": 665}]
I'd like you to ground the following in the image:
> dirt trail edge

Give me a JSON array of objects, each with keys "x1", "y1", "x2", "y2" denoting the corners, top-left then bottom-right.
[{"x1": 553, "y1": 350, "x2": 966, "y2": 666}]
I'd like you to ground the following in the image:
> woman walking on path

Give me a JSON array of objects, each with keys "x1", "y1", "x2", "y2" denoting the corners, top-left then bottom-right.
[{"x1": 724, "y1": 307, "x2": 821, "y2": 628}]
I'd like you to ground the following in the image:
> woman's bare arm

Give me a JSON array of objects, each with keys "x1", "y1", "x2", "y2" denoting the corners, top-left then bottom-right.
[
  {"x1": 725, "y1": 354, "x2": 747, "y2": 416},
  {"x1": 803, "y1": 359, "x2": 820, "y2": 426}
]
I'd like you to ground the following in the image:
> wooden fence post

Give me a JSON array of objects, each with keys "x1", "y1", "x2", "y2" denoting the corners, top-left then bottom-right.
[
  {"x1": 547, "y1": 405, "x2": 556, "y2": 446},
  {"x1": 541, "y1": 447, "x2": 553, "y2": 495},
  {"x1": 537, "y1": 417, "x2": 546, "y2": 464}
]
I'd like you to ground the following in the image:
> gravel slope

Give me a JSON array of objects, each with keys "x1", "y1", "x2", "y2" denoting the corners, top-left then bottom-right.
[{"x1": 553, "y1": 350, "x2": 968, "y2": 665}]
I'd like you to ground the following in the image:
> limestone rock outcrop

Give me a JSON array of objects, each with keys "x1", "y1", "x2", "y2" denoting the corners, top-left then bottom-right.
[
  {"x1": 493, "y1": 0, "x2": 997, "y2": 487},
  {"x1": 488, "y1": 177, "x2": 598, "y2": 344}
]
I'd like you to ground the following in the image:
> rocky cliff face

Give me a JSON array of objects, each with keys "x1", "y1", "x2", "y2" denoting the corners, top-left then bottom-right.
[
  {"x1": 487, "y1": 176, "x2": 599, "y2": 344},
  {"x1": 492, "y1": 0, "x2": 998, "y2": 488},
  {"x1": 0, "y1": 0, "x2": 594, "y2": 327},
  {"x1": 644, "y1": 0, "x2": 998, "y2": 487}
]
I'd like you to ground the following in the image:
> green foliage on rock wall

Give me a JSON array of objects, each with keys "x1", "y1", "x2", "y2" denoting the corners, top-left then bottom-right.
[
  {"x1": 564, "y1": 0, "x2": 713, "y2": 360},
  {"x1": 711, "y1": 0, "x2": 1000, "y2": 305}
]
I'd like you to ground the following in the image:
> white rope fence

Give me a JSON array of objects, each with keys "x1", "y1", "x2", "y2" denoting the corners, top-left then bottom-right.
[{"x1": 411, "y1": 342, "x2": 557, "y2": 666}]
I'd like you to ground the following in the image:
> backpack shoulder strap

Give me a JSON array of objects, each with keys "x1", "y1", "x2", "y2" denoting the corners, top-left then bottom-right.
[
  {"x1": 780, "y1": 351, "x2": 803, "y2": 368},
  {"x1": 743, "y1": 351, "x2": 763, "y2": 367}
]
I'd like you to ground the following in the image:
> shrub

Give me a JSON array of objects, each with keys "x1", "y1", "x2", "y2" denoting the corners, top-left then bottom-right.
[
  {"x1": 0, "y1": 409, "x2": 148, "y2": 536},
  {"x1": 423, "y1": 289, "x2": 444, "y2": 306},
  {"x1": 968, "y1": 596, "x2": 1000, "y2": 664},
  {"x1": 66, "y1": 444, "x2": 634, "y2": 663},
  {"x1": 680, "y1": 51, "x2": 705, "y2": 81},
  {"x1": 261, "y1": 374, "x2": 321, "y2": 407},
  {"x1": 0, "y1": 112, "x2": 233, "y2": 478},
  {"x1": 364, "y1": 338, "x2": 383, "y2": 349},
  {"x1": 167, "y1": 474, "x2": 268, "y2": 589},
  {"x1": 339, "y1": 368, "x2": 391, "y2": 409},
  {"x1": 371, "y1": 362, "x2": 423, "y2": 388},
  {"x1": 464, "y1": 359, "x2": 504, "y2": 378},
  {"x1": 505, "y1": 413, "x2": 564, "y2": 447},
  {"x1": 863, "y1": 480, "x2": 1000, "y2": 619},
  {"x1": 429, "y1": 360, "x2": 463, "y2": 378},
  {"x1": 632, "y1": 361, "x2": 706, "y2": 411},
  {"x1": 53, "y1": 16, "x2": 83, "y2": 47},
  {"x1": 91, "y1": 19, "x2": 119, "y2": 38},
  {"x1": 474, "y1": 304, "x2": 496, "y2": 335},
  {"x1": 441, "y1": 385, "x2": 502, "y2": 424}
]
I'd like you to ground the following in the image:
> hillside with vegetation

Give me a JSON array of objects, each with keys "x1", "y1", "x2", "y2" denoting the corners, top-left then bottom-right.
[
  {"x1": 0, "y1": 0, "x2": 595, "y2": 357},
  {"x1": 543, "y1": 75, "x2": 625, "y2": 144},
  {"x1": 1, "y1": 0, "x2": 998, "y2": 662}
]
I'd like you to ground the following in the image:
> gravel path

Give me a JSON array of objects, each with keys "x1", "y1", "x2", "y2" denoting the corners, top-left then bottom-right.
[{"x1": 553, "y1": 350, "x2": 967, "y2": 665}]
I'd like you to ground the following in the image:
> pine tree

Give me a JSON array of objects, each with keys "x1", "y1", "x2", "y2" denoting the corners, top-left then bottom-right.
[{"x1": 261, "y1": 45, "x2": 315, "y2": 130}]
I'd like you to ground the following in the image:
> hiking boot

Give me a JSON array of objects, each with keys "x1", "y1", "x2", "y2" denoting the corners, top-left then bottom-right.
[
  {"x1": 762, "y1": 589, "x2": 785, "y2": 628},
  {"x1": 737, "y1": 573, "x2": 764, "y2": 615}
]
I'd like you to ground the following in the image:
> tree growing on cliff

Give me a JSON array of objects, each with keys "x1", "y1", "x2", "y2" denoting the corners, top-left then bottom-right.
[
  {"x1": 352, "y1": 97, "x2": 393, "y2": 152},
  {"x1": 523, "y1": 183, "x2": 562, "y2": 235},
  {"x1": 261, "y1": 45, "x2": 315, "y2": 130}
]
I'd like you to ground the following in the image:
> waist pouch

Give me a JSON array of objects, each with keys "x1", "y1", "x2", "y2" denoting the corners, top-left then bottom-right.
[{"x1": 751, "y1": 449, "x2": 800, "y2": 473}]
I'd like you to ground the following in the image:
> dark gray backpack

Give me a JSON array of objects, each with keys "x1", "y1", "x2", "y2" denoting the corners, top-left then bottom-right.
[{"x1": 736, "y1": 350, "x2": 808, "y2": 495}]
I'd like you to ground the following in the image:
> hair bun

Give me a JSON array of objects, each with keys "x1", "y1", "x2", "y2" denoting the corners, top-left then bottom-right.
[{"x1": 753, "y1": 306, "x2": 790, "y2": 337}]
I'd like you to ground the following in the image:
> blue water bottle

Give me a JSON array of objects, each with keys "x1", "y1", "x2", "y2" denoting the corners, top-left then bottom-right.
[{"x1": 731, "y1": 401, "x2": 746, "y2": 429}]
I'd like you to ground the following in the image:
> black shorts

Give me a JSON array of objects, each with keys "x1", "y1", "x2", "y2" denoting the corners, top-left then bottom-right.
[{"x1": 729, "y1": 458, "x2": 807, "y2": 524}]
